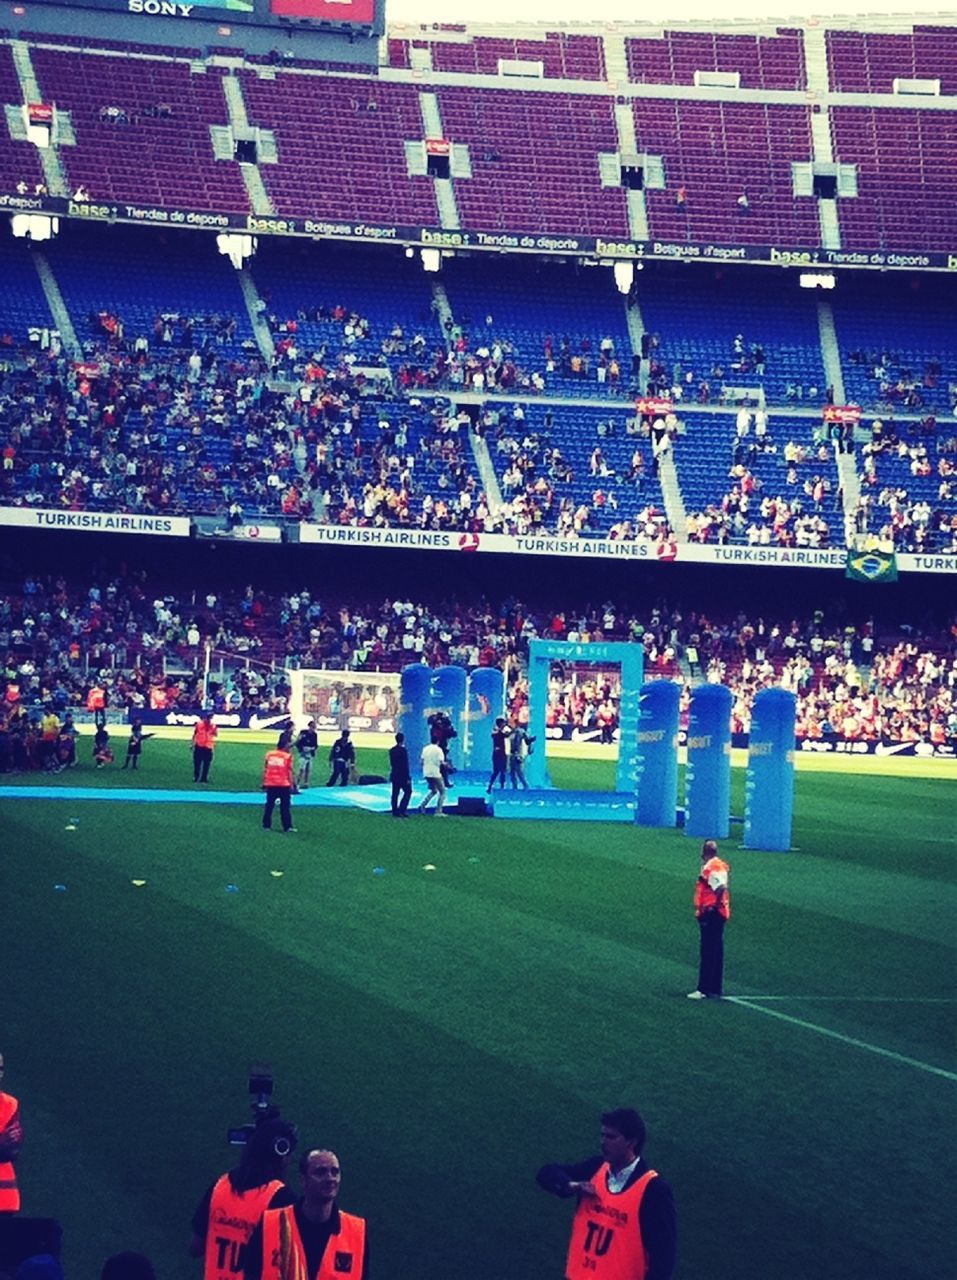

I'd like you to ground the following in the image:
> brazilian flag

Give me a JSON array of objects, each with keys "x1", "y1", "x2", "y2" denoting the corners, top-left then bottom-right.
[{"x1": 846, "y1": 547, "x2": 898, "y2": 583}]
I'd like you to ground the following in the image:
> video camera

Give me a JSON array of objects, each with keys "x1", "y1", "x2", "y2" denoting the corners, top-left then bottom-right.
[{"x1": 226, "y1": 1066, "x2": 284, "y2": 1147}]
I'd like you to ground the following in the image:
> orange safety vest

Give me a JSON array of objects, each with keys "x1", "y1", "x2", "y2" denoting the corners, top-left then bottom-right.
[
  {"x1": 694, "y1": 856, "x2": 731, "y2": 920},
  {"x1": 86, "y1": 686, "x2": 105, "y2": 711},
  {"x1": 193, "y1": 722, "x2": 218, "y2": 750},
  {"x1": 262, "y1": 750, "x2": 294, "y2": 789},
  {"x1": 204, "y1": 1174, "x2": 284, "y2": 1280},
  {"x1": 565, "y1": 1164, "x2": 657, "y2": 1280},
  {"x1": 261, "y1": 1205, "x2": 365, "y2": 1280},
  {"x1": 0, "y1": 1092, "x2": 22, "y2": 1212}
]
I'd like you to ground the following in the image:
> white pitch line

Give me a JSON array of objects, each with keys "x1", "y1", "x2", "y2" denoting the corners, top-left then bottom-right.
[
  {"x1": 725, "y1": 997, "x2": 957, "y2": 1083},
  {"x1": 730, "y1": 995, "x2": 957, "y2": 1004}
]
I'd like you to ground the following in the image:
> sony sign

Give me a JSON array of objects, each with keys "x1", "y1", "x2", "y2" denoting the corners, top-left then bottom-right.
[{"x1": 128, "y1": 0, "x2": 196, "y2": 14}]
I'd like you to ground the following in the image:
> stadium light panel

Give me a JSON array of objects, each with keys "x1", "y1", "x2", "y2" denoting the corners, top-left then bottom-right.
[
  {"x1": 216, "y1": 233, "x2": 257, "y2": 269},
  {"x1": 10, "y1": 213, "x2": 58, "y2": 241},
  {"x1": 613, "y1": 261, "x2": 634, "y2": 294},
  {"x1": 799, "y1": 271, "x2": 836, "y2": 290}
]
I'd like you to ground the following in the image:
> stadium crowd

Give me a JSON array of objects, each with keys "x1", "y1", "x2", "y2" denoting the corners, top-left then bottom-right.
[
  {"x1": 1, "y1": 295, "x2": 955, "y2": 549},
  {"x1": 0, "y1": 572, "x2": 954, "y2": 763}
]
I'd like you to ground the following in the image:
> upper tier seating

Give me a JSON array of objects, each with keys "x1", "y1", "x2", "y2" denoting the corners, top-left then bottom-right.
[
  {"x1": 830, "y1": 108, "x2": 957, "y2": 252},
  {"x1": 827, "y1": 26, "x2": 957, "y2": 93},
  {"x1": 0, "y1": 41, "x2": 949, "y2": 253},
  {"x1": 637, "y1": 100, "x2": 820, "y2": 247},
  {"x1": 626, "y1": 28, "x2": 806, "y2": 90},
  {"x1": 0, "y1": 43, "x2": 45, "y2": 194},
  {"x1": 30, "y1": 49, "x2": 250, "y2": 212},
  {"x1": 390, "y1": 32, "x2": 606, "y2": 80},
  {"x1": 240, "y1": 72, "x2": 439, "y2": 225},
  {"x1": 437, "y1": 86, "x2": 627, "y2": 236}
]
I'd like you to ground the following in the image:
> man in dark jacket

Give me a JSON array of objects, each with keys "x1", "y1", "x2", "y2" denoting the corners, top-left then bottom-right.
[
  {"x1": 326, "y1": 730, "x2": 355, "y2": 787},
  {"x1": 388, "y1": 732, "x2": 412, "y2": 817},
  {"x1": 537, "y1": 1107, "x2": 676, "y2": 1280}
]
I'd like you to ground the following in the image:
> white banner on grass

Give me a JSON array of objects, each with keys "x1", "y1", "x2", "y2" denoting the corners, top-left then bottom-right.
[{"x1": 0, "y1": 507, "x2": 191, "y2": 537}]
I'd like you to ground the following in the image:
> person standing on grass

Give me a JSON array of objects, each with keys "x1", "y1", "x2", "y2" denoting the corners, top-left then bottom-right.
[
  {"x1": 487, "y1": 717, "x2": 509, "y2": 793},
  {"x1": 389, "y1": 731, "x2": 412, "y2": 817},
  {"x1": 244, "y1": 1148, "x2": 367, "y2": 1280},
  {"x1": 419, "y1": 737, "x2": 447, "y2": 816},
  {"x1": 122, "y1": 719, "x2": 153, "y2": 771},
  {"x1": 326, "y1": 729, "x2": 354, "y2": 787},
  {"x1": 295, "y1": 720, "x2": 318, "y2": 790},
  {"x1": 688, "y1": 838, "x2": 731, "y2": 1000},
  {"x1": 192, "y1": 712, "x2": 218, "y2": 784},
  {"x1": 537, "y1": 1107, "x2": 676, "y2": 1280},
  {"x1": 190, "y1": 1119, "x2": 297, "y2": 1280},
  {"x1": 0, "y1": 1050, "x2": 23, "y2": 1213},
  {"x1": 262, "y1": 731, "x2": 297, "y2": 834}
]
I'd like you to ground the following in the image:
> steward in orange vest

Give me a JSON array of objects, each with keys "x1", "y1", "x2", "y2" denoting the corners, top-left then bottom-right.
[
  {"x1": 0, "y1": 1052, "x2": 23, "y2": 1213},
  {"x1": 537, "y1": 1108, "x2": 676, "y2": 1280},
  {"x1": 192, "y1": 714, "x2": 218, "y2": 784},
  {"x1": 689, "y1": 839, "x2": 731, "y2": 1000},
  {"x1": 190, "y1": 1119, "x2": 298, "y2": 1280},
  {"x1": 245, "y1": 1149, "x2": 367, "y2": 1280},
  {"x1": 262, "y1": 733, "x2": 296, "y2": 834}
]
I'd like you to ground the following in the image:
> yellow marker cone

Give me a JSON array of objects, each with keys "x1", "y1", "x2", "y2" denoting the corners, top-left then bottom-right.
[
  {"x1": 131, "y1": 879, "x2": 147, "y2": 887},
  {"x1": 270, "y1": 870, "x2": 284, "y2": 878}
]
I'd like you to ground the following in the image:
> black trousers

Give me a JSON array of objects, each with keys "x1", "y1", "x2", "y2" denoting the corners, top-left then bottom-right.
[
  {"x1": 697, "y1": 912, "x2": 726, "y2": 997},
  {"x1": 263, "y1": 787, "x2": 292, "y2": 831},
  {"x1": 391, "y1": 778, "x2": 412, "y2": 814},
  {"x1": 487, "y1": 755, "x2": 508, "y2": 791},
  {"x1": 193, "y1": 746, "x2": 212, "y2": 781},
  {"x1": 327, "y1": 761, "x2": 350, "y2": 786}
]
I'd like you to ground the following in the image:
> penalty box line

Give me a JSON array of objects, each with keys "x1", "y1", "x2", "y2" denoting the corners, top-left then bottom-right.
[{"x1": 725, "y1": 996, "x2": 957, "y2": 1083}]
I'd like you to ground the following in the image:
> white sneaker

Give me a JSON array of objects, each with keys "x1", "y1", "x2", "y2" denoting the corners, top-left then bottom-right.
[{"x1": 686, "y1": 990, "x2": 707, "y2": 1000}]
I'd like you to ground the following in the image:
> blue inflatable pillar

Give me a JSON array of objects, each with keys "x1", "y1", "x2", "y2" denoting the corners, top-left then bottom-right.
[
  {"x1": 466, "y1": 667, "x2": 505, "y2": 774},
  {"x1": 685, "y1": 684, "x2": 733, "y2": 839},
  {"x1": 429, "y1": 666, "x2": 467, "y2": 770},
  {"x1": 744, "y1": 687, "x2": 797, "y2": 851},
  {"x1": 399, "y1": 664, "x2": 431, "y2": 768},
  {"x1": 636, "y1": 680, "x2": 680, "y2": 827}
]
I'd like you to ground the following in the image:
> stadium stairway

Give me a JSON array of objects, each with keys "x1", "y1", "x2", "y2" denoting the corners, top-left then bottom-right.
[
  {"x1": 31, "y1": 248, "x2": 80, "y2": 357},
  {"x1": 236, "y1": 267, "x2": 276, "y2": 363},
  {"x1": 814, "y1": 297, "x2": 862, "y2": 542},
  {"x1": 11, "y1": 40, "x2": 68, "y2": 197},
  {"x1": 418, "y1": 91, "x2": 462, "y2": 230},
  {"x1": 223, "y1": 74, "x2": 274, "y2": 216},
  {"x1": 657, "y1": 447, "x2": 688, "y2": 541}
]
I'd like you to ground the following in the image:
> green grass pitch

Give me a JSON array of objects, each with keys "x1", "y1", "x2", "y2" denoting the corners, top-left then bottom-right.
[{"x1": 3, "y1": 740, "x2": 955, "y2": 1279}]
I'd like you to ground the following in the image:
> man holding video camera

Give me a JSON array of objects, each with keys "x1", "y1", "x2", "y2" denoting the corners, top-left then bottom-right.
[{"x1": 190, "y1": 1119, "x2": 297, "y2": 1280}]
